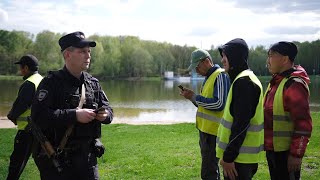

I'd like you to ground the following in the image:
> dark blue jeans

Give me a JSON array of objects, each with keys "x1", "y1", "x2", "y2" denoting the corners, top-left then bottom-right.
[{"x1": 199, "y1": 131, "x2": 220, "y2": 180}]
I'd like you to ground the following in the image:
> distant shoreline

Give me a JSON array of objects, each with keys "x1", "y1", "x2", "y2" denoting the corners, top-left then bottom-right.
[{"x1": 0, "y1": 116, "x2": 192, "y2": 129}]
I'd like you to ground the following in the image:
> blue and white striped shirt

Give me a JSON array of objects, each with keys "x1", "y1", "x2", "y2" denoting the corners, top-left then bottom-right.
[{"x1": 193, "y1": 65, "x2": 230, "y2": 111}]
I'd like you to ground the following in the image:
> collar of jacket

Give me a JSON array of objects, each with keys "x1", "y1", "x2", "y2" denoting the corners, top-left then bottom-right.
[{"x1": 62, "y1": 66, "x2": 85, "y2": 86}]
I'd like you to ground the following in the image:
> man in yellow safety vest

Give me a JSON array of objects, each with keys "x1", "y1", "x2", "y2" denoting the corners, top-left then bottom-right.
[
  {"x1": 216, "y1": 38, "x2": 264, "y2": 180},
  {"x1": 180, "y1": 49, "x2": 230, "y2": 179},
  {"x1": 7, "y1": 54, "x2": 43, "y2": 180},
  {"x1": 264, "y1": 41, "x2": 312, "y2": 180}
]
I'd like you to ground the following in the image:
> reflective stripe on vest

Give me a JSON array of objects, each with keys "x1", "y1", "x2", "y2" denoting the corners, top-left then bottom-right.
[
  {"x1": 267, "y1": 76, "x2": 310, "y2": 151},
  {"x1": 196, "y1": 68, "x2": 224, "y2": 135},
  {"x1": 216, "y1": 70, "x2": 264, "y2": 163},
  {"x1": 220, "y1": 118, "x2": 264, "y2": 132},
  {"x1": 216, "y1": 137, "x2": 264, "y2": 154},
  {"x1": 16, "y1": 73, "x2": 43, "y2": 130}
]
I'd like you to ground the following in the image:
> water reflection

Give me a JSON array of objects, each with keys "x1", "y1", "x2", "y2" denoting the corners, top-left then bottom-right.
[
  {"x1": 1, "y1": 77, "x2": 319, "y2": 124},
  {"x1": 112, "y1": 100, "x2": 197, "y2": 124},
  {"x1": 164, "y1": 80, "x2": 174, "y2": 89}
]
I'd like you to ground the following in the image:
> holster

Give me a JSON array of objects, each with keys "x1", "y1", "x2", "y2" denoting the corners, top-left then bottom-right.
[{"x1": 92, "y1": 138, "x2": 105, "y2": 158}]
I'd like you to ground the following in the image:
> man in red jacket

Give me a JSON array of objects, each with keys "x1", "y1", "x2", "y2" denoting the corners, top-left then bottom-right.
[{"x1": 264, "y1": 41, "x2": 312, "y2": 180}]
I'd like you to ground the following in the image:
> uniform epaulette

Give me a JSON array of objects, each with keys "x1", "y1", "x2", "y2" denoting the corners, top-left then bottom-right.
[
  {"x1": 84, "y1": 72, "x2": 98, "y2": 82},
  {"x1": 47, "y1": 70, "x2": 64, "y2": 79},
  {"x1": 90, "y1": 77, "x2": 99, "y2": 82}
]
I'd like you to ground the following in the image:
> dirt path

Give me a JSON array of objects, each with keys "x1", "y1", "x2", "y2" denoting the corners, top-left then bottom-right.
[{"x1": 0, "y1": 117, "x2": 16, "y2": 128}]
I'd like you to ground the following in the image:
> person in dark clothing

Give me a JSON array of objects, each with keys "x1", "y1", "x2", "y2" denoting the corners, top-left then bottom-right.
[
  {"x1": 180, "y1": 49, "x2": 230, "y2": 180},
  {"x1": 31, "y1": 31, "x2": 113, "y2": 180},
  {"x1": 7, "y1": 55, "x2": 43, "y2": 180},
  {"x1": 216, "y1": 38, "x2": 264, "y2": 180},
  {"x1": 264, "y1": 41, "x2": 312, "y2": 180}
]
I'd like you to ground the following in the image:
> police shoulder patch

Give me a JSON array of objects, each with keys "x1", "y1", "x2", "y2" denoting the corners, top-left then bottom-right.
[{"x1": 38, "y1": 90, "x2": 48, "y2": 102}]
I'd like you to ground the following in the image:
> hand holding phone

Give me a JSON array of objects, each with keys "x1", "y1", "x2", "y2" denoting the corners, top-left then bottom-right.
[
  {"x1": 94, "y1": 107, "x2": 106, "y2": 113},
  {"x1": 178, "y1": 85, "x2": 184, "y2": 91}
]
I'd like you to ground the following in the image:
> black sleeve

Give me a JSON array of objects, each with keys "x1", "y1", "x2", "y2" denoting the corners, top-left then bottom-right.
[
  {"x1": 223, "y1": 77, "x2": 260, "y2": 163},
  {"x1": 7, "y1": 81, "x2": 35, "y2": 120},
  {"x1": 96, "y1": 81, "x2": 113, "y2": 124},
  {"x1": 31, "y1": 77, "x2": 77, "y2": 129}
]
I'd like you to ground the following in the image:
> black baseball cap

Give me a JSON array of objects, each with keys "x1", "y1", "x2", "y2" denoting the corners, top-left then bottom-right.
[
  {"x1": 14, "y1": 54, "x2": 39, "y2": 67},
  {"x1": 58, "y1": 31, "x2": 96, "y2": 52}
]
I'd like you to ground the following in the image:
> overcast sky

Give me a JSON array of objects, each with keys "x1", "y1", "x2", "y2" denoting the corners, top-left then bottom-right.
[{"x1": 1, "y1": 0, "x2": 320, "y2": 49}]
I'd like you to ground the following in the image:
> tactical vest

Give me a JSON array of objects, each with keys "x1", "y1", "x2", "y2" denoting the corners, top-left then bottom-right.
[
  {"x1": 16, "y1": 73, "x2": 43, "y2": 130},
  {"x1": 265, "y1": 76, "x2": 310, "y2": 151},
  {"x1": 49, "y1": 70, "x2": 101, "y2": 139},
  {"x1": 216, "y1": 70, "x2": 264, "y2": 163},
  {"x1": 196, "y1": 68, "x2": 224, "y2": 135}
]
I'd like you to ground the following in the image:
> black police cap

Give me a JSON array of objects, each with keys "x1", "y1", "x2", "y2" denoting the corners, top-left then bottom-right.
[{"x1": 58, "y1": 31, "x2": 96, "y2": 52}]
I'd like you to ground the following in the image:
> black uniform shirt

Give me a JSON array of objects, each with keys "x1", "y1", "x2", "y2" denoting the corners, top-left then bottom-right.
[{"x1": 31, "y1": 66, "x2": 113, "y2": 144}]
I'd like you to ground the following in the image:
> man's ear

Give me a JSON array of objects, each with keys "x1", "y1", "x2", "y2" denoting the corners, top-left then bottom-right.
[
  {"x1": 282, "y1": 56, "x2": 291, "y2": 65},
  {"x1": 20, "y1": 64, "x2": 27, "y2": 70},
  {"x1": 204, "y1": 58, "x2": 211, "y2": 65},
  {"x1": 23, "y1": 65, "x2": 30, "y2": 71},
  {"x1": 64, "y1": 50, "x2": 72, "y2": 60}
]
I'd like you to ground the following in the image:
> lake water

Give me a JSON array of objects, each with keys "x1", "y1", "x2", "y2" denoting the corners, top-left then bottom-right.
[{"x1": 1, "y1": 76, "x2": 319, "y2": 124}]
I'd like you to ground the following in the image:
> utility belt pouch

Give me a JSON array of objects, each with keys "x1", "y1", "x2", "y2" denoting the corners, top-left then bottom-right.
[{"x1": 93, "y1": 138, "x2": 105, "y2": 158}]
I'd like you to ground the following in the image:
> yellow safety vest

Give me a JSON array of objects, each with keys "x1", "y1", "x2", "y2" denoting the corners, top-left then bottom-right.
[
  {"x1": 265, "y1": 76, "x2": 310, "y2": 151},
  {"x1": 196, "y1": 68, "x2": 225, "y2": 135},
  {"x1": 16, "y1": 73, "x2": 43, "y2": 130},
  {"x1": 216, "y1": 70, "x2": 264, "y2": 163}
]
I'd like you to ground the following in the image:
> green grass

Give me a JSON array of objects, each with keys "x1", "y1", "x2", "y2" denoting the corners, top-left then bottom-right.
[
  {"x1": 1, "y1": 112, "x2": 319, "y2": 179},
  {"x1": 0, "y1": 75, "x2": 21, "y2": 80}
]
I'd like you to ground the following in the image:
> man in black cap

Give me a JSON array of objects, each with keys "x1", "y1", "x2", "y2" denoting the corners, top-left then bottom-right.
[
  {"x1": 31, "y1": 31, "x2": 113, "y2": 179},
  {"x1": 216, "y1": 38, "x2": 264, "y2": 180},
  {"x1": 264, "y1": 41, "x2": 312, "y2": 180},
  {"x1": 7, "y1": 54, "x2": 43, "y2": 180}
]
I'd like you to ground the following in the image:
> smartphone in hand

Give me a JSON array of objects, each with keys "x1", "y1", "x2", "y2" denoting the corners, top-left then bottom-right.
[
  {"x1": 178, "y1": 85, "x2": 184, "y2": 91},
  {"x1": 94, "y1": 107, "x2": 106, "y2": 113}
]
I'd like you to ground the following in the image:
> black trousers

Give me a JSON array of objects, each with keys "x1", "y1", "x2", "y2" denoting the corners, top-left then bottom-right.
[
  {"x1": 223, "y1": 162, "x2": 258, "y2": 180},
  {"x1": 199, "y1": 131, "x2": 220, "y2": 180},
  {"x1": 266, "y1": 151, "x2": 301, "y2": 180},
  {"x1": 34, "y1": 141, "x2": 99, "y2": 180},
  {"x1": 7, "y1": 130, "x2": 33, "y2": 180}
]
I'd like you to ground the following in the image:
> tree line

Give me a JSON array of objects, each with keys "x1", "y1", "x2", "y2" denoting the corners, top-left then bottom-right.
[{"x1": 1, "y1": 29, "x2": 319, "y2": 79}]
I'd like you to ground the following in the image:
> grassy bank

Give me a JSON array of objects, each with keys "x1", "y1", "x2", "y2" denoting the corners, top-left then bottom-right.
[
  {"x1": 0, "y1": 112, "x2": 319, "y2": 179},
  {"x1": 0, "y1": 75, "x2": 21, "y2": 81}
]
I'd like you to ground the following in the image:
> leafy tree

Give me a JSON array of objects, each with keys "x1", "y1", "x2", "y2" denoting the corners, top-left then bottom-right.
[
  {"x1": 131, "y1": 47, "x2": 153, "y2": 77},
  {"x1": 119, "y1": 36, "x2": 142, "y2": 77},
  {"x1": 169, "y1": 45, "x2": 194, "y2": 75},
  {"x1": 249, "y1": 45, "x2": 268, "y2": 76},
  {"x1": 0, "y1": 29, "x2": 320, "y2": 77},
  {"x1": 0, "y1": 30, "x2": 33, "y2": 74},
  {"x1": 31, "y1": 31, "x2": 62, "y2": 74}
]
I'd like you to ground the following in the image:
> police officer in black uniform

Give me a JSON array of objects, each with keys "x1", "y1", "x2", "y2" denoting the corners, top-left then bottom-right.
[
  {"x1": 7, "y1": 55, "x2": 43, "y2": 180},
  {"x1": 31, "y1": 31, "x2": 113, "y2": 180}
]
